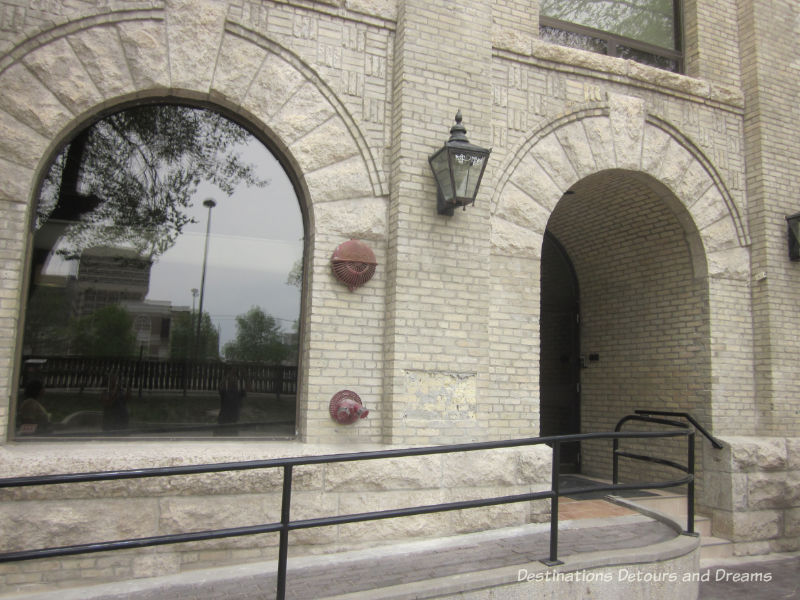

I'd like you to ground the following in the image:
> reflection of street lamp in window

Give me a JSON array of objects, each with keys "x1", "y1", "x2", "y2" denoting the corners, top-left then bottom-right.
[
  {"x1": 190, "y1": 287, "x2": 199, "y2": 359},
  {"x1": 195, "y1": 198, "x2": 216, "y2": 359}
]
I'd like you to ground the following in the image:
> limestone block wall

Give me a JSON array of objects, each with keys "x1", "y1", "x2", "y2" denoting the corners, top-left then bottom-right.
[
  {"x1": 0, "y1": 442, "x2": 551, "y2": 592},
  {"x1": 704, "y1": 437, "x2": 800, "y2": 554}
]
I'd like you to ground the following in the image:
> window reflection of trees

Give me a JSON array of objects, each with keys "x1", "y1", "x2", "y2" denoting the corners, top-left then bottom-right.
[
  {"x1": 540, "y1": 0, "x2": 676, "y2": 49},
  {"x1": 539, "y1": 26, "x2": 609, "y2": 54},
  {"x1": 20, "y1": 104, "x2": 302, "y2": 439}
]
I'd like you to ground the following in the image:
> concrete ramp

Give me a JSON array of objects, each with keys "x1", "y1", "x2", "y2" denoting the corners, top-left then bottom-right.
[{"x1": 4, "y1": 512, "x2": 700, "y2": 600}]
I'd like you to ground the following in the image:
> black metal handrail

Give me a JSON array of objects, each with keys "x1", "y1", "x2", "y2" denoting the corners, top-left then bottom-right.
[
  {"x1": 613, "y1": 414, "x2": 698, "y2": 535},
  {"x1": 0, "y1": 427, "x2": 695, "y2": 599},
  {"x1": 634, "y1": 410, "x2": 724, "y2": 449}
]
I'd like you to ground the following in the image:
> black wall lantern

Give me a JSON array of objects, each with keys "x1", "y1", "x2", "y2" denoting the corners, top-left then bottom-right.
[
  {"x1": 429, "y1": 110, "x2": 491, "y2": 216},
  {"x1": 788, "y1": 212, "x2": 800, "y2": 261}
]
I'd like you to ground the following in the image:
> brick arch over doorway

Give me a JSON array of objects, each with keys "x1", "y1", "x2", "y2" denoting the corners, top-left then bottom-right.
[
  {"x1": 0, "y1": 5, "x2": 389, "y2": 441},
  {"x1": 489, "y1": 96, "x2": 749, "y2": 270}
]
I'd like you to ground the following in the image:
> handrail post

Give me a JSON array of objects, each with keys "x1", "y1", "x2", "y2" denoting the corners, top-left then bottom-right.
[
  {"x1": 612, "y1": 436, "x2": 619, "y2": 484},
  {"x1": 276, "y1": 465, "x2": 293, "y2": 600},
  {"x1": 542, "y1": 441, "x2": 563, "y2": 566},
  {"x1": 685, "y1": 430, "x2": 697, "y2": 536}
]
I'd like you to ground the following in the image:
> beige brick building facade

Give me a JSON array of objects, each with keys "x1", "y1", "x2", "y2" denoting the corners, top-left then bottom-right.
[{"x1": 0, "y1": 0, "x2": 798, "y2": 591}]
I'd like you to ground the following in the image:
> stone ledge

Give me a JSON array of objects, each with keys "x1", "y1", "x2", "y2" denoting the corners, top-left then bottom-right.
[{"x1": 491, "y1": 35, "x2": 744, "y2": 111}]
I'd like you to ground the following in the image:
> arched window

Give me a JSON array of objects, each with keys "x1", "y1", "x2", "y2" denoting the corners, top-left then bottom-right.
[
  {"x1": 18, "y1": 103, "x2": 303, "y2": 439},
  {"x1": 539, "y1": 0, "x2": 683, "y2": 72}
]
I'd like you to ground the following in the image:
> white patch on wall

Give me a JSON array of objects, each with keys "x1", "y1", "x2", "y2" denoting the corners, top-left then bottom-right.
[{"x1": 402, "y1": 370, "x2": 477, "y2": 423}]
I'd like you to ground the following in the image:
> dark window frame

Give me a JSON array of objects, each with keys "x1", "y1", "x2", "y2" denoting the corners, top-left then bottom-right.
[{"x1": 539, "y1": 0, "x2": 684, "y2": 74}]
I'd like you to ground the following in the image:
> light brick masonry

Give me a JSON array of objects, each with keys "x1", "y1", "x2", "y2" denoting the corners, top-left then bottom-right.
[{"x1": 0, "y1": 0, "x2": 797, "y2": 592}]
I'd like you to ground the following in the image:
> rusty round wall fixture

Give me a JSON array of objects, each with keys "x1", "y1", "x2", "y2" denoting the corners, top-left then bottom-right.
[
  {"x1": 331, "y1": 239, "x2": 377, "y2": 291},
  {"x1": 329, "y1": 390, "x2": 369, "y2": 425}
]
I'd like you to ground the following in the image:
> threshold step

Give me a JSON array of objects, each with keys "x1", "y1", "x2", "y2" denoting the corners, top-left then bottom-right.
[{"x1": 700, "y1": 536, "x2": 734, "y2": 562}]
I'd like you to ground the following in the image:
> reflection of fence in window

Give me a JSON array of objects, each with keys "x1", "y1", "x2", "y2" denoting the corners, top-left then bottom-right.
[{"x1": 22, "y1": 356, "x2": 297, "y2": 397}]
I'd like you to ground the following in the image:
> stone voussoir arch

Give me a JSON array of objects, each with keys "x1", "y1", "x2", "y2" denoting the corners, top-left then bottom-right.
[
  {"x1": 0, "y1": 3, "x2": 387, "y2": 242},
  {"x1": 490, "y1": 96, "x2": 749, "y2": 280}
]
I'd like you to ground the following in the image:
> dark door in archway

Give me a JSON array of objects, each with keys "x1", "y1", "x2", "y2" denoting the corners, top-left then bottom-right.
[{"x1": 540, "y1": 231, "x2": 581, "y2": 472}]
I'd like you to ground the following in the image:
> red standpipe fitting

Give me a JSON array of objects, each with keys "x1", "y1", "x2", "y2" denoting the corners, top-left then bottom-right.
[{"x1": 329, "y1": 390, "x2": 369, "y2": 424}]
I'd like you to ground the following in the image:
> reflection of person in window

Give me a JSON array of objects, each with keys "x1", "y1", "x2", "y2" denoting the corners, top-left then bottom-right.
[
  {"x1": 19, "y1": 380, "x2": 50, "y2": 432},
  {"x1": 102, "y1": 373, "x2": 129, "y2": 431},
  {"x1": 216, "y1": 368, "x2": 245, "y2": 435}
]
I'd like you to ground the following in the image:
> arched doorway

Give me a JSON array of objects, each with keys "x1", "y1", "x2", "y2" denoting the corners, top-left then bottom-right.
[{"x1": 543, "y1": 170, "x2": 711, "y2": 485}]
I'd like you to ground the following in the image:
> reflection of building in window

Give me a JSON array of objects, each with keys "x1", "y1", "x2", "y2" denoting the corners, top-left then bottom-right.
[
  {"x1": 539, "y1": 0, "x2": 682, "y2": 72},
  {"x1": 125, "y1": 304, "x2": 176, "y2": 359},
  {"x1": 70, "y1": 247, "x2": 151, "y2": 317}
]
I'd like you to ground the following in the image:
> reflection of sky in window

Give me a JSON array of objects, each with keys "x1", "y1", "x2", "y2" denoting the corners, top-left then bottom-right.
[{"x1": 145, "y1": 139, "x2": 303, "y2": 346}]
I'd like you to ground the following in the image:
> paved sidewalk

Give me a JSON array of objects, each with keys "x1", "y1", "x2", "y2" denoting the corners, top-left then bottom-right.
[
  {"x1": 699, "y1": 553, "x2": 800, "y2": 600},
  {"x1": 6, "y1": 514, "x2": 679, "y2": 600},
  {"x1": 285, "y1": 515, "x2": 674, "y2": 600}
]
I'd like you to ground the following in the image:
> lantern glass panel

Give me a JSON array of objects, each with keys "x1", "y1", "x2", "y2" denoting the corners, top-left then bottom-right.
[
  {"x1": 452, "y1": 151, "x2": 485, "y2": 201},
  {"x1": 430, "y1": 149, "x2": 454, "y2": 202}
]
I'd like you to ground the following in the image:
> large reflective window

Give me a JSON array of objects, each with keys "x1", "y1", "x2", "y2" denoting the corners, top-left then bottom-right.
[{"x1": 18, "y1": 104, "x2": 303, "y2": 438}]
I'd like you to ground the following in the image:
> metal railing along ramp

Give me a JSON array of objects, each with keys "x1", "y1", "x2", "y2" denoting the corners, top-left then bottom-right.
[{"x1": 0, "y1": 412, "x2": 720, "y2": 599}]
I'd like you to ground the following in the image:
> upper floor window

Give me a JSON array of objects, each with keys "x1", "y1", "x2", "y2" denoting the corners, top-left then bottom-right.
[
  {"x1": 539, "y1": 0, "x2": 683, "y2": 73},
  {"x1": 18, "y1": 103, "x2": 303, "y2": 439}
]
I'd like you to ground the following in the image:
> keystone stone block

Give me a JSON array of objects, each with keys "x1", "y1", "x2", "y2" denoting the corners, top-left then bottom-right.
[{"x1": 166, "y1": 0, "x2": 227, "y2": 92}]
